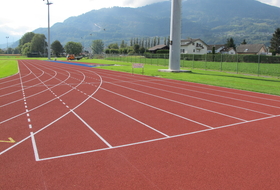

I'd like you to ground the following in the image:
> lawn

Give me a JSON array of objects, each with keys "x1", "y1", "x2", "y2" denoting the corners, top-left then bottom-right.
[
  {"x1": 105, "y1": 55, "x2": 280, "y2": 77},
  {"x1": 78, "y1": 58, "x2": 280, "y2": 96},
  {"x1": 0, "y1": 60, "x2": 18, "y2": 78}
]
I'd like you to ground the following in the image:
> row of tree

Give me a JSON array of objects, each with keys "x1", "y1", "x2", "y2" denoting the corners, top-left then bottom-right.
[{"x1": 2, "y1": 28, "x2": 279, "y2": 57}]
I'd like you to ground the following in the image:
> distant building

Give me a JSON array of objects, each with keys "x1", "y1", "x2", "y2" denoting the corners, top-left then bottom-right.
[
  {"x1": 180, "y1": 39, "x2": 208, "y2": 54},
  {"x1": 220, "y1": 47, "x2": 236, "y2": 55},
  {"x1": 148, "y1": 45, "x2": 169, "y2": 53},
  {"x1": 207, "y1": 45, "x2": 226, "y2": 54},
  {"x1": 236, "y1": 44, "x2": 267, "y2": 55}
]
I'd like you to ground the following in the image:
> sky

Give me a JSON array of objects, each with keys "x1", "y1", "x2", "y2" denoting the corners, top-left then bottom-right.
[{"x1": 0, "y1": 0, "x2": 279, "y2": 45}]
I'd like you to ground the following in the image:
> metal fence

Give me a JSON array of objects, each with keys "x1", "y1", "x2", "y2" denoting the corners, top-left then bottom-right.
[{"x1": 104, "y1": 54, "x2": 280, "y2": 77}]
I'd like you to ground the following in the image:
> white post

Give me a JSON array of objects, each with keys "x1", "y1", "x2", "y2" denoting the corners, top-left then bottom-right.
[{"x1": 169, "y1": 0, "x2": 182, "y2": 71}]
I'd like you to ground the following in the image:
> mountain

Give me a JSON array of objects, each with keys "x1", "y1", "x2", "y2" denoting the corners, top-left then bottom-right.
[{"x1": 32, "y1": 0, "x2": 280, "y2": 48}]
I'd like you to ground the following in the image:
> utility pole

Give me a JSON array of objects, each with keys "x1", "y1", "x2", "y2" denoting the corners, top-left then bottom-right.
[{"x1": 43, "y1": 0, "x2": 52, "y2": 60}]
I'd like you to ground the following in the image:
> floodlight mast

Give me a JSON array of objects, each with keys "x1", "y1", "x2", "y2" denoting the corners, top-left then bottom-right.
[
  {"x1": 43, "y1": 0, "x2": 52, "y2": 60},
  {"x1": 169, "y1": 0, "x2": 182, "y2": 71}
]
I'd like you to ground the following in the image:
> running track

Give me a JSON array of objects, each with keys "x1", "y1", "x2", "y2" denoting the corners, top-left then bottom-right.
[{"x1": 1, "y1": 60, "x2": 280, "y2": 189}]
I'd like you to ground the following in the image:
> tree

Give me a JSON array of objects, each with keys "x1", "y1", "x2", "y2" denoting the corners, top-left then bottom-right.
[
  {"x1": 241, "y1": 39, "x2": 247, "y2": 45},
  {"x1": 133, "y1": 44, "x2": 140, "y2": 54},
  {"x1": 21, "y1": 42, "x2": 31, "y2": 55},
  {"x1": 91, "y1": 40, "x2": 104, "y2": 54},
  {"x1": 30, "y1": 34, "x2": 47, "y2": 54},
  {"x1": 270, "y1": 28, "x2": 280, "y2": 55},
  {"x1": 18, "y1": 32, "x2": 35, "y2": 53},
  {"x1": 64, "y1": 42, "x2": 83, "y2": 55},
  {"x1": 51, "y1": 40, "x2": 64, "y2": 56},
  {"x1": 108, "y1": 43, "x2": 119, "y2": 49},
  {"x1": 226, "y1": 37, "x2": 236, "y2": 50},
  {"x1": 120, "y1": 40, "x2": 126, "y2": 48}
]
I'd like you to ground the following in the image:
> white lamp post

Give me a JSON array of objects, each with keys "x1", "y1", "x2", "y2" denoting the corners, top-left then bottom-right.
[
  {"x1": 43, "y1": 0, "x2": 52, "y2": 60},
  {"x1": 6, "y1": 36, "x2": 9, "y2": 54}
]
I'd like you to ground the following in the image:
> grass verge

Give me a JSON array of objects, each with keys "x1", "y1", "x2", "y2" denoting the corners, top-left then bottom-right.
[
  {"x1": 0, "y1": 60, "x2": 18, "y2": 78},
  {"x1": 79, "y1": 59, "x2": 280, "y2": 96}
]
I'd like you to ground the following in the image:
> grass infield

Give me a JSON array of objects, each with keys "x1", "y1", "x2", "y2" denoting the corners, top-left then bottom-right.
[
  {"x1": 0, "y1": 60, "x2": 18, "y2": 78},
  {"x1": 0, "y1": 57, "x2": 279, "y2": 96}
]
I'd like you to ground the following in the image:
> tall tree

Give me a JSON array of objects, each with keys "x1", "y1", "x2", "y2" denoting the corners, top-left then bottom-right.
[
  {"x1": 226, "y1": 37, "x2": 236, "y2": 50},
  {"x1": 241, "y1": 39, "x2": 247, "y2": 45},
  {"x1": 18, "y1": 32, "x2": 35, "y2": 53},
  {"x1": 21, "y1": 42, "x2": 31, "y2": 55},
  {"x1": 91, "y1": 40, "x2": 104, "y2": 54},
  {"x1": 64, "y1": 41, "x2": 83, "y2": 55},
  {"x1": 108, "y1": 43, "x2": 119, "y2": 49},
  {"x1": 30, "y1": 34, "x2": 47, "y2": 54},
  {"x1": 120, "y1": 40, "x2": 126, "y2": 48},
  {"x1": 51, "y1": 40, "x2": 64, "y2": 56},
  {"x1": 270, "y1": 28, "x2": 280, "y2": 55}
]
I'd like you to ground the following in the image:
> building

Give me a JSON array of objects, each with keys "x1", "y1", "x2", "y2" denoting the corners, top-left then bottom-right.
[
  {"x1": 148, "y1": 44, "x2": 169, "y2": 53},
  {"x1": 220, "y1": 47, "x2": 236, "y2": 54},
  {"x1": 180, "y1": 39, "x2": 208, "y2": 54},
  {"x1": 236, "y1": 44, "x2": 267, "y2": 55},
  {"x1": 207, "y1": 45, "x2": 226, "y2": 54}
]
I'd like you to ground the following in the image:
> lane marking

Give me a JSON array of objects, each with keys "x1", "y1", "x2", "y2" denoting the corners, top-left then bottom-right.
[
  {"x1": 30, "y1": 132, "x2": 40, "y2": 161},
  {"x1": 101, "y1": 87, "x2": 213, "y2": 129},
  {"x1": 0, "y1": 137, "x2": 16, "y2": 143},
  {"x1": 92, "y1": 97, "x2": 170, "y2": 137},
  {"x1": 105, "y1": 82, "x2": 247, "y2": 122},
  {"x1": 71, "y1": 110, "x2": 113, "y2": 148}
]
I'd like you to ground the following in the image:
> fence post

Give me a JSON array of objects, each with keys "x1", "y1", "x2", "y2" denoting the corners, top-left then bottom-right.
[
  {"x1": 192, "y1": 54, "x2": 194, "y2": 69},
  {"x1": 220, "y1": 53, "x2": 223, "y2": 71},
  {"x1": 205, "y1": 54, "x2": 207, "y2": 70},
  {"x1": 258, "y1": 54, "x2": 260, "y2": 76},
  {"x1": 236, "y1": 54, "x2": 239, "y2": 74}
]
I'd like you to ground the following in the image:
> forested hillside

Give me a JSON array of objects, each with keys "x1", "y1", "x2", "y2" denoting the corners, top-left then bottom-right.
[{"x1": 33, "y1": 0, "x2": 280, "y2": 47}]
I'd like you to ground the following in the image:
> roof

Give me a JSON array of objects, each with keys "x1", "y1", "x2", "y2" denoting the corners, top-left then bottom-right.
[
  {"x1": 148, "y1": 44, "x2": 169, "y2": 51},
  {"x1": 181, "y1": 38, "x2": 208, "y2": 46},
  {"x1": 221, "y1": 47, "x2": 236, "y2": 52},
  {"x1": 207, "y1": 45, "x2": 225, "y2": 51},
  {"x1": 237, "y1": 44, "x2": 266, "y2": 53}
]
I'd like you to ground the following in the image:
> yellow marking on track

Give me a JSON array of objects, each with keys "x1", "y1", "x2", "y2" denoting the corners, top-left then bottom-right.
[{"x1": 0, "y1": 137, "x2": 16, "y2": 143}]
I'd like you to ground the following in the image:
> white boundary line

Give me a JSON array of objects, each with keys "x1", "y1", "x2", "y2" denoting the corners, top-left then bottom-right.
[
  {"x1": 37, "y1": 114, "x2": 280, "y2": 161},
  {"x1": 103, "y1": 81, "x2": 248, "y2": 122}
]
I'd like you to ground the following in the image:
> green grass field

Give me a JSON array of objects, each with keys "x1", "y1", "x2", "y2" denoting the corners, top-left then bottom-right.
[
  {"x1": 79, "y1": 59, "x2": 280, "y2": 96},
  {"x1": 0, "y1": 60, "x2": 18, "y2": 78},
  {"x1": 105, "y1": 56, "x2": 280, "y2": 77},
  {"x1": 1, "y1": 57, "x2": 279, "y2": 96}
]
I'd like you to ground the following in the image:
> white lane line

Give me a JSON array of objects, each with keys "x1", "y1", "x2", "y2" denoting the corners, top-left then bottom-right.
[
  {"x1": 129, "y1": 80, "x2": 274, "y2": 116},
  {"x1": 38, "y1": 114, "x2": 280, "y2": 161},
  {"x1": 97, "y1": 68, "x2": 280, "y2": 102},
  {"x1": 30, "y1": 132, "x2": 40, "y2": 161},
  {"x1": 92, "y1": 97, "x2": 170, "y2": 137},
  {"x1": 29, "y1": 124, "x2": 33, "y2": 129},
  {"x1": 101, "y1": 87, "x2": 213, "y2": 129},
  {"x1": 147, "y1": 79, "x2": 280, "y2": 107},
  {"x1": 71, "y1": 110, "x2": 113, "y2": 148},
  {"x1": 105, "y1": 81, "x2": 247, "y2": 122}
]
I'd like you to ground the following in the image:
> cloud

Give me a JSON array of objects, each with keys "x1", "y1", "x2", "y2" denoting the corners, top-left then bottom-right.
[{"x1": 258, "y1": 0, "x2": 280, "y2": 7}]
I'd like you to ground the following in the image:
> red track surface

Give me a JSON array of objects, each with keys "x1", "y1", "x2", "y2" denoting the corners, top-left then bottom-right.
[{"x1": 1, "y1": 60, "x2": 280, "y2": 189}]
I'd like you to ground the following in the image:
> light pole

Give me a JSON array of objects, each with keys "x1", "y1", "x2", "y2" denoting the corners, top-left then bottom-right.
[
  {"x1": 43, "y1": 0, "x2": 52, "y2": 60},
  {"x1": 6, "y1": 36, "x2": 9, "y2": 54}
]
